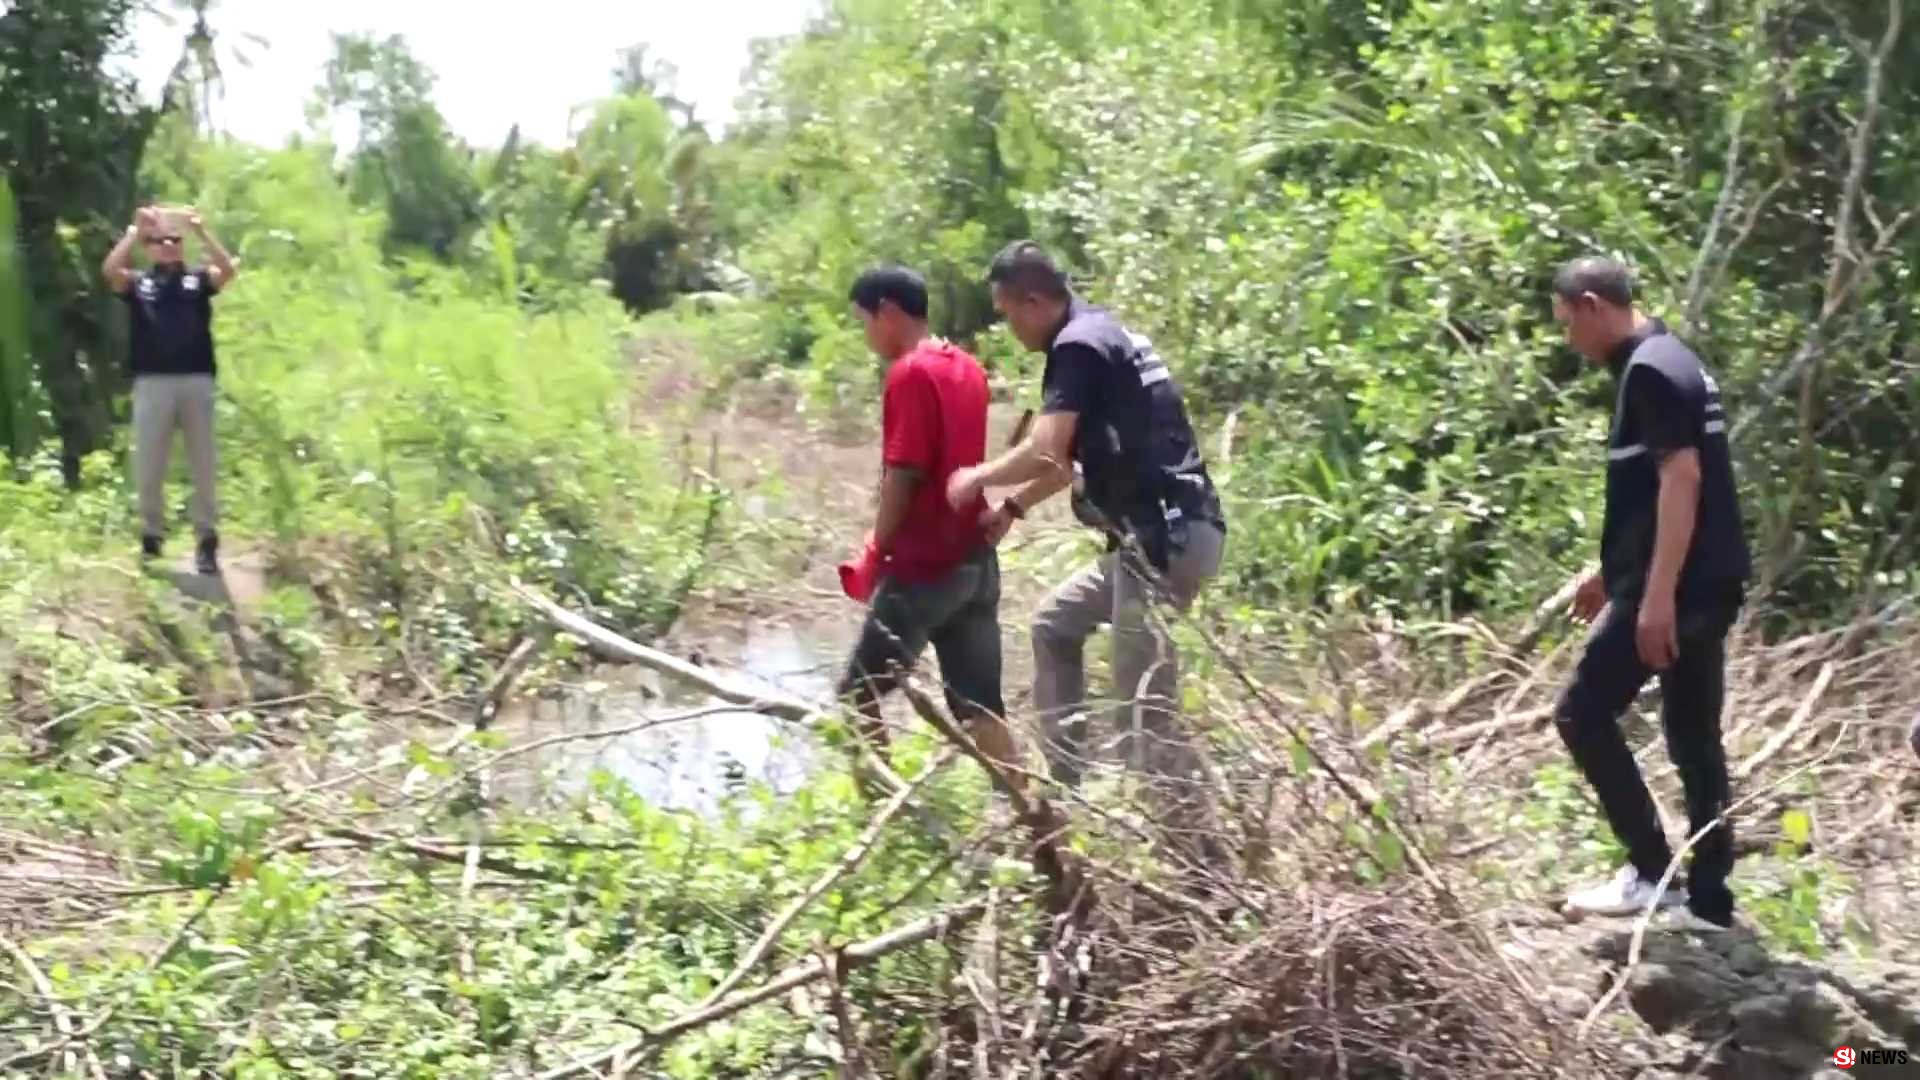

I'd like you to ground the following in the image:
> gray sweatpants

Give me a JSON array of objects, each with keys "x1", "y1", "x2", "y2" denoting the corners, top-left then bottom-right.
[
  {"x1": 132, "y1": 374, "x2": 218, "y2": 540},
  {"x1": 1032, "y1": 521, "x2": 1225, "y2": 785}
]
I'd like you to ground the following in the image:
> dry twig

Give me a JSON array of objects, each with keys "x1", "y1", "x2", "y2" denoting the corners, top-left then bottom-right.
[{"x1": 533, "y1": 896, "x2": 990, "y2": 1079}]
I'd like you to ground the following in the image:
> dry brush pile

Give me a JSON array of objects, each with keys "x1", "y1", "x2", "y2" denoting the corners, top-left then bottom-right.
[
  {"x1": 808, "y1": 579, "x2": 1920, "y2": 1079},
  {"x1": 3, "y1": 571, "x2": 1916, "y2": 1078}
]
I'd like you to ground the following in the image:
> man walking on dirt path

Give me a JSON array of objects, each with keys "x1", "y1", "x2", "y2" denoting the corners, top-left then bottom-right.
[
  {"x1": 1549, "y1": 256, "x2": 1752, "y2": 931},
  {"x1": 835, "y1": 265, "x2": 1026, "y2": 798},
  {"x1": 103, "y1": 204, "x2": 238, "y2": 576},
  {"x1": 947, "y1": 241, "x2": 1226, "y2": 798}
]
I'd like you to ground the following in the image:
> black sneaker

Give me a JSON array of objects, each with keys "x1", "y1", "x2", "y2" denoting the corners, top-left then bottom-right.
[
  {"x1": 194, "y1": 533, "x2": 220, "y2": 576},
  {"x1": 141, "y1": 534, "x2": 163, "y2": 561}
]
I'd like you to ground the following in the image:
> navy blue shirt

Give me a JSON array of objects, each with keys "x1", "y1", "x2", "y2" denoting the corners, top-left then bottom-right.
[
  {"x1": 122, "y1": 264, "x2": 219, "y2": 377},
  {"x1": 1600, "y1": 319, "x2": 1751, "y2": 603},
  {"x1": 1039, "y1": 298, "x2": 1223, "y2": 565}
]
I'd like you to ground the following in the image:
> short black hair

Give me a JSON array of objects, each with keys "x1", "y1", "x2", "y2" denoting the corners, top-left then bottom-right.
[
  {"x1": 986, "y1": 240, "x2": 1071, "y2": 300},
  {"x1": 849, "y1": 264, "x2": 929, "y2": 319},
  {"x1": 1552, "y1": 256, "x2": 1634, "y2": 308}
]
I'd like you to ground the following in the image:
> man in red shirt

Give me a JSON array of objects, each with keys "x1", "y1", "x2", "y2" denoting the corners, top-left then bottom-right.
[{"x1": 837, "y1": 265, "x2": 1022, "y2": 791}]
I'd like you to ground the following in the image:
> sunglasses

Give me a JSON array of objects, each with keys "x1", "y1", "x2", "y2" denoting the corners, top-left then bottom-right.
[{"x1": 146, "y1": 235, "x2": 183, "y2": 246}]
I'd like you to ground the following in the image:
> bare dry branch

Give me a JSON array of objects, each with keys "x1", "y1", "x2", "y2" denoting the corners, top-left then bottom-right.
[
  {"x1": 475, "y1": 629, "x2": 547, "y2": 729},
  {"x1": 1, "y1": 929, "x2": 101, "y2": 1078},
  {"x1": 1735, "y1": 661, "x2": 1835, "y2": 779},
  {"x1": 696, "y1": 747, "x2": 957, "y2": 1010},
  {"x1": 533, "y1": 896, "x2": 990, "y2": 1080},
  {"x1": 516, "y1": 583, "x2": 820, "y2": 724}
]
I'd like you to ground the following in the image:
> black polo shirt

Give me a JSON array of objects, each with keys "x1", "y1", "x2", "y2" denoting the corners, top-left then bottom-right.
[
  {"x1": 123, "y1": 264, "x2": 219, "y2": 377},
  {"x1": 1039, "y1": 297, "x2": 1223, "y2": 564},
  {"x1": 1599, "y1": 318, "x2": 1751, "y2": 603}
]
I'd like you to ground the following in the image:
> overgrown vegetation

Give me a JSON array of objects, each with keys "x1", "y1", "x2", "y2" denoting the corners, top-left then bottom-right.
[
  {"x1": 709, "y1": 0, "x2": 1920, "y2": 623},
  {"x1": 1, "y1": 0, "x2": 1916, "y2": 1077}
]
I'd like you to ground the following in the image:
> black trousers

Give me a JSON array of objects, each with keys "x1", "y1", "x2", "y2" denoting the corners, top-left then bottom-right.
[
  {"x1": 838, "y1": 546, "x2": 1005, "y2": 737},
  {"x1": 1554, "y1": 592, "x2": 1741, "y2": 922}
]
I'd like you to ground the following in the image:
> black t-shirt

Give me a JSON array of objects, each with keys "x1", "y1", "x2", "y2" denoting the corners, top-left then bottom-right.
[
  {"x1": 1600, "y1": 319, "x2": 1751, "y2": 603},
  {"x1": 123, "y1": 264, "x2": 219, "y2": 376},
  {"x1": 1039, "y1": 298, "x2": 1223, "y2": 564}
]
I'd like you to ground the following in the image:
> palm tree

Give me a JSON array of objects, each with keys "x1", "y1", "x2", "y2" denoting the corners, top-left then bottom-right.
[
  {"x1": 154, "y1": 0, "x2": 269, "y2": 133},
  {"x1": 611, "y1": 43, "x2": 698, "y2": 128}
]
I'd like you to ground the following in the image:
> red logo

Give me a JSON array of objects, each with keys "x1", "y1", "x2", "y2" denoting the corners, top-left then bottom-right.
[{"x1": 1834, "y1": 1046, "x2": 1856, "y2": 1069}]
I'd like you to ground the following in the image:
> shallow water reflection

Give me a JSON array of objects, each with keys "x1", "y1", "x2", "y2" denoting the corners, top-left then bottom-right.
[{"x1": 495, "y1": 623, "x2": 846, "y2": 814}]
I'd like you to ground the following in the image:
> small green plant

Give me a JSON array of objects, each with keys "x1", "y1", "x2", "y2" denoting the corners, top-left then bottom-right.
[
  {"x1": 1738, "y1": 806, "x2": 1853, "y2": 958},
  {"x1": 1516, "y1": 762, "x2": 1625, "y2": 891}
]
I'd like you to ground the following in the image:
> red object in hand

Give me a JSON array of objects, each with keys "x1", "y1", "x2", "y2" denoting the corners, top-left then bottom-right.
[{"x1": 838, "y1": 536, "x2": 882, "y2": 602}]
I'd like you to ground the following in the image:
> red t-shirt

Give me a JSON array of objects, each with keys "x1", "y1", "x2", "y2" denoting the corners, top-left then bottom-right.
[{"x1": 881, "y1": 341, "x2": 990, "y2": 583}]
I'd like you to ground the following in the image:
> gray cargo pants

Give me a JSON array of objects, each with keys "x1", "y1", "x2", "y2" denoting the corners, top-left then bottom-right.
[
  {"x1": 1031, "y1": 521, "x2": 1225, "y2": 787},
  {"x1": 132, "y1": 374, "x2": 218, "y2": 540}
]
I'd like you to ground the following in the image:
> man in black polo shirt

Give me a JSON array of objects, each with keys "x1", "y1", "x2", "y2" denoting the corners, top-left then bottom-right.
[
  {"x1": 947, "y1": 241, "x2": 1226, "y2": 796},
  {"x1": 1549, "y1": 256, "x2": 1751, "y2": 930},
  {"x1": 102, "y1": 206, "x2": 238, "y2": 575}
]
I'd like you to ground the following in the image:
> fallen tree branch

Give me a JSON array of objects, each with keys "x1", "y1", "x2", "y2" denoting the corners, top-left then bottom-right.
[
  {"x1": 516, "y1": 583, "x2": 820, "y2": 724},
  {"x1": 475, "y1": 630, "x2": 548, "y2": 729},
  {"x1": 1734, "y1": 661, "x2": 1834, "y2": 780},
  {"x1": 894, "y1": 677, "x2": 1085, "y2": 917},
  {"x1": 895, "y1": 679, "x2": 1037, "y2": 821},
  {"x1": 0, "y1": 888, "x2": 223, "y2": 1074},
  {"x1": 533, "y1": 896, "x2": 991, "y2": 1079},
  {"x1": 1360, "y1": 570, "x2": 1587, "y2": 750},
  {"x1": 516, "y1": 583, "x2": 916, "y2": 802},
  {"x1": 816, "y1": 940, "x2": 873, "y2": 1079},
  {"x1": 327, "y1": 826, "x2": 560, "y2": 882},
  {"x1": 1514, "y1": 569, "x2": 1590, "y2": 657},
  {"x1": 695, "y1": 747, "x2": 957, "y2": 1010},
  {"x1": 457, "y1": 836, "x2": 481, "y2": 982},
  {"x1": 1431, "y1": 704, "x2": 1556, "y2": 749},
  {"x1": 1, "y1": 929, "x2": 102, "y2": 1079}
]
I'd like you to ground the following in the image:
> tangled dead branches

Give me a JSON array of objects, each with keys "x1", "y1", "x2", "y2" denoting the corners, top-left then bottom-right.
[{"x1": 1069, "y1": 888, "x2": 1566, "y2": 1079}]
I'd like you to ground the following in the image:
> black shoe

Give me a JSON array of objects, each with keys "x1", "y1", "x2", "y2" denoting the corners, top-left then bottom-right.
[
  {"x1": 141, "y1": 534, "x2": 163, "y2": 560},
  {"x1": 194, "y1": 534, "x2": 220, "y2": 576},
  {"x1": 1684, "y1": 896, "x2": 1735, "y2": 930}
]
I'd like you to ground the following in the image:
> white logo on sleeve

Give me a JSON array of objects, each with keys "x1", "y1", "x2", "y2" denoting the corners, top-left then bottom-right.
[
  {"x1": 1126, "y1": 331, "x2": 1170, "y2": 387},
  {"x1": 183, "y1": 275, "x2": 201, "y2": 292}
]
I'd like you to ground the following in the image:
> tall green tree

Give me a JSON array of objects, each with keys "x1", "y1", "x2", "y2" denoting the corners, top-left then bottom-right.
[
  {"x1": 320, "y1": 32, "x2": 479, "y2": 258},
  {"x1": 708, "y1": 0, "x2": 1920, "y2": 619},
  {"x1": 573, "y1": 93, "x2": 682, "y2": 312},
  {"x1": 0, "y1": 0, "x2": 157, "y2": 479},
  {"x1": 0, "y1": 174, "x2": 41, "y2": 460}
]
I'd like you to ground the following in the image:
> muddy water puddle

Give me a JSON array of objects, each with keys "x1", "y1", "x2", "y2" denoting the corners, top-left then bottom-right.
[{"x1": 493, "y1": 619, "x2": 852, "y2": 814}]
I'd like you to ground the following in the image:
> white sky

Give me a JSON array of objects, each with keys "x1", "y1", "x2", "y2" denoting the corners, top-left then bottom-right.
[{"x1": 121, "y1": 0, "x2": 821, "y2": 148}]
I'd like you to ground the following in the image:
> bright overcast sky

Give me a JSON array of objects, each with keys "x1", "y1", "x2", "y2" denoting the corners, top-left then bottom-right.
[{"x1": 121, "y1": 0, "x2": 821, "y2": 148}]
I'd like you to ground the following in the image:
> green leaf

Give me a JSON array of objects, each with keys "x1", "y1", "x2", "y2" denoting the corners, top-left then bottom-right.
[
  {"x1": 1374, "y1": 833, "x2": 1405, "y2": 874},
  {"x1": 1781, "y1": 808, "x2": 1811, "y2": 849}
]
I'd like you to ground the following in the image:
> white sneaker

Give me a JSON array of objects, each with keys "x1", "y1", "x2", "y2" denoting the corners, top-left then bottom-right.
[{"x1": 1566, "y1": 865, "x2": 1687, "y2": 917}]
